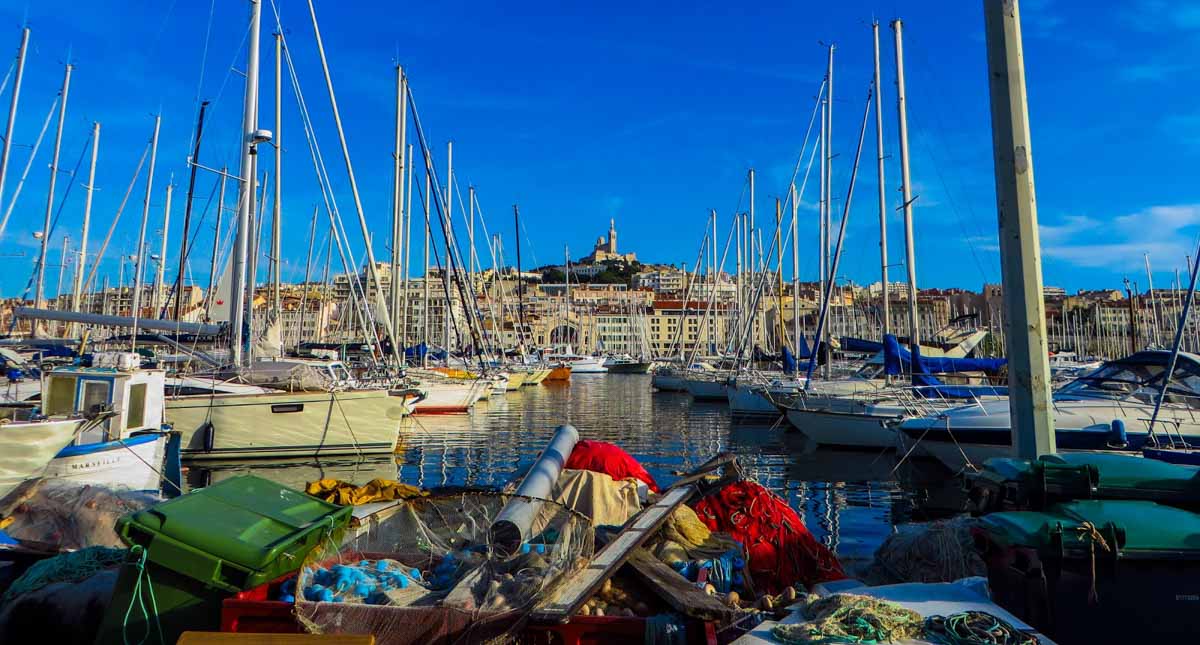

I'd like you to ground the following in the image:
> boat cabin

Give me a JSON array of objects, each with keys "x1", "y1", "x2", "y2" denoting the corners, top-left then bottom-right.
[{"x1": 41, "y1": 353, "x2": 165, "y2": 443}]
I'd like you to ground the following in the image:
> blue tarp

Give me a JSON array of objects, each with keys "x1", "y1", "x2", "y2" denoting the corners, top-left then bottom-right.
[
  {"x1": 882, "y1": 334, "x2": 1006, "y2": 379},
  {"x1": 840, "y1": 337, "x2": 884, "y2": 354},
  {"x1": 782, "y1": 346, "x2": 797, "y2": 374}
]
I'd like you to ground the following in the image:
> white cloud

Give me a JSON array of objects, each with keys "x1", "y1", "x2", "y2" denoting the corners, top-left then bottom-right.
[{"x1": 1040, "y1": 204, "x2": 1200, "y2": 269}]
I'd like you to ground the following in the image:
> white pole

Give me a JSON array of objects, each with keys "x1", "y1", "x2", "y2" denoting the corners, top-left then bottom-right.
[
  {"x1": 422, "y1": 169, "x2": 431, "y2": 367},
  {"x1": 130, "y1": 115, "x2": 162, "y2": 349},
  {"x1": 35, "y1": 63, "x2": 72, "y2": 313},
  {"x1": 390, "y1": 64, "x2": 407, "y2": 349},
  {"x1": 892, "y1": 19, "x2": 921, "y2": 356},
  {"x1": 791, "y1": 183, "x2": 800, "y2": 354},
  {"x1": 402, "y1": 143, "x2": 413, "y2": 351},
  {"x1": 0, "y1": 27, "x2": 29, "y2": 219},
  {"x1": 155, "y1": 181, "x2": 174, "y2": 316},
  {"x1": 230, "y1": 0, "x2": 262, "y2": 366},
  {"x1": 271, "y1": 31, "x2": 282, "y2": 315},
  {"x1": 73, "y1": 121, "x2": 100, "y2": 316},
  {"x1": 873, "y1": 22, "x2": 890, "y2": 343}
]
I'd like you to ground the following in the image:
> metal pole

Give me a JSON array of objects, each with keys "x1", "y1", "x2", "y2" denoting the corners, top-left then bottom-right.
[
  {"x1": 130, "y1": 115, "x2": 162, "y2": 349},
  {"x1": 390, "y1": 64, "x2": 407, "y2": 349},
  {"x1": 825, "y1": 43, "x2": 834, "y2": 288},
  {"x1": 818, "y1": 102, "x2": 827, "y2": 317},
  {"x1": 422, "y1": 169, "x2": 431, "y2": 367},
  {"x1": 444, "y1": 140, "x2": 454, "y2": 362},
  {"x1": 0, "y1": 28, "x2": 29, "y2": 218},
  {"x1": 775, "y1": 198, "x2": 785, "y2": 351},
  {"x1": 402, "y1": 143, "x2": 414, "y2": 352},
  {"x1": 468, "y1": 185, "x2": 476, "y2": 295},
  {"x1": 73, "y1": 122, "x2": 99, "y2": 317},
  {"x1": 791, "y1": 183, "x2": 800, "y2": 355},
  {"x1": 176, "y1": 101, "x2": 209, "y2": 320},
  {"x1": 892, "y1": 19, "x2": 921, "y2": 357},
  {"x1": 983, "y1": 0, "x2": 1056, "y2": 458},
  {"x1": 271, "y1": 31, "x2": 283, "y2": 316},
  {"x1": 35, "y1": 63, "x2": 72, "y2": 314},
  {"x1": 155, "y1": 181, "x2": 173, "y2": 317},
  {"x1": 55, "y1": 234, "x2": 69, "y2": 305},
  {"x1": 230, "y1": 0, "x2": 262, "y2": 366},
  {"x1": 207, "y1": 167, "x2": 227, "y2": 318},
  {"x1": 297, "y1": 204, "x2": 318, "y2": 350},
  {"x1": 873, "y1": 21, "x2": 891, "y2": 343}
]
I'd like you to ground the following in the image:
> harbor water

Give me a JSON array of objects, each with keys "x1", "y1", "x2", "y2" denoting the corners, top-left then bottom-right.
[{"x1": 185, "y1": 374, "x2": 960, "y2": 569}]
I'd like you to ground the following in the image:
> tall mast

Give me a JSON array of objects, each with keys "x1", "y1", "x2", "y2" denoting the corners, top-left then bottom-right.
[
  {"x1": 825, "y1": 43, "x2": 835, "y2": 289},
  {"x1": 735, "y1": 212, "x2": 743, "y2": 357},
  {"x1": 401, "y1": 143, "x2": 413, "y2": 352},
  {"x1": 468, "y1": 185, "x2": 476, "y2": 295},
  {"x1": 155, "y1": 181, "x2": 173, "y2": 316},
  {"x1": 271, "y1": 31, "x2": 282, "y2": 316},
  {"x1": 230, "y1": 0, "x2": 263, "y2": 366},
  {"x1": 207, "y1": 166, "x2": 227, "y2": 318},
  {"x1": 176, "y1": 101, "x2": 208, "y2": 320},
  {"x1": 791, "y1": 183, "x2": 800, "y2": 355},
  {"x1": 775, "y1": 198, "x2": 785, "y2": 351},
  {"x1": 297, "y1": 205, "x2": 318, "y2": 350},
  {"x1": 0, "y1": 28, "x2": 29, "y2": 218},
  {"x1": 56, "y1": 233, "x2": 69, "y2": 305},
  {"x1": 443, "y1": 140, "x2": 453, "y2": 363},
  {"x1": 35, "y1": 62, "x2": 72, "y2": 314},
  {"x1": 422, "y1": 169, "x2": 431, "y2": 367},
  {"x1": 130, "y1": 115, "x2": 162, "y2": 348},
  {"x1": 873, "y1": 21, "x2": 890, "y2": 342},
  {"x1": 513, "y1": 204, "x2": 526, "y2": 351},
  {"x1": 565, "y1": 245, "x2": 572, "y2": 348},
  {"x1": 748, "y1": 168, "x2": 756, "y2": 351},
  {"x1": 390, "y1": 64, "x2": 407, "y2": 350},
  {"x1": 72, "y1": 121, "x2": 100, "y2": 317},
  {"x1": 892, "y1": 19, "x2": 921, "y2": 355},
  {"x1": 818, "y1": 102, "x2": 827, "y2": 316}
]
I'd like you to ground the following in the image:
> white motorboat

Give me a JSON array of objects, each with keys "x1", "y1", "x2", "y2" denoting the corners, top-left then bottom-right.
[
  {"x1": 405, "y1": 368, "x2": 490, "y2": 413},
  {"x1": 898, "y1": 350, "x2": 1200, "y2": 472},
  {"x1": 545, "y1": 352, "x2": 608, "y2": 374}
]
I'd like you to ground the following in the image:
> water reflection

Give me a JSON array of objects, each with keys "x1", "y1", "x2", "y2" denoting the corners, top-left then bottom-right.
[{"x1": 186, "y1": 374, "x2": 960, "y2": 563}]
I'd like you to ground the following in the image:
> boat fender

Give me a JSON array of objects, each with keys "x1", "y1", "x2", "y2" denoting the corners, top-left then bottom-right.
[{"x1": 1107, "y1": 419, "x2": 1128, "y2": 449}]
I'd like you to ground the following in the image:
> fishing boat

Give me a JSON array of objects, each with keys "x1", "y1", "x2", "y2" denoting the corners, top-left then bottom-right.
[
  {"x1": 898, "y1": 350, "x2": 1200, "y2": 472},
  {"x1": 39, "y1": 355, "x2": 178, "y2": 493},
  {"x1": 0, "y1": 413, "x2": 92, "y2": 501}
]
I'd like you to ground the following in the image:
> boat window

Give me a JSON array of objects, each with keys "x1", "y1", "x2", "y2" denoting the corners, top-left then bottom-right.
[
  {"x1": 127, "y1": 383, "x2": 147, "y2": 430},
  {"x1": 166, "y1": 385, "x2": 217, "y2": 396},
  {"x1": 81, "y1": 380, "x2": 111, "y2": 415},
  {"x1": 44, "y1": 376, "x2": 77, "y2": 416}
]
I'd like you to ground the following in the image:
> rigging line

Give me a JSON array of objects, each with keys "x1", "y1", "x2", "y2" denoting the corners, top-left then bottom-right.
[
  {"x1": 186, "y1": 0, "x2": 218, "y2": 156},
  {"x1": 82, "y1": 139, "x2": 151, "y2": 296},
  {"x1": 8, "y1": 135, "x2": 92, "y2": 334},
  {"x1": 280, "y1": 29, "x2": 379, "y2": 354},
  {"x1": 0, "y1": 94, "x2": 57, "y2": 240},
  {"x1": 0, "y1": 59, "x2": 15, "y2": 102},
  {"x1": 778, "y1": 78, "x2": 827, "y2": 213},
  {"x1": 157, "y1": 177, "x2": 221, "y2": 319},
  {"x1": 411, "y1": 160, "x2": 467, "y2": 354}
]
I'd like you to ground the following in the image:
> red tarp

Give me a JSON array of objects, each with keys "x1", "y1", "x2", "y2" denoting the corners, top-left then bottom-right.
[
  {"x1": 564, "y1": 440, "x2": 661, "y2": 493},
  {"x1": 693, "y1": 480, "x2": 845, "y2": 593}
]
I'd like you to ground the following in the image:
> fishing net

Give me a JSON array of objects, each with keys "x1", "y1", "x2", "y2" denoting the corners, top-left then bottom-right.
[
  {"x1": 0, "y1": 480, "x2": 158, "y2": 550},
  {"x1": 868, "y1": 518, "x2": 987, "y2": 585},
  {"x1": 293, "y1": 491, "x2": 593, "y2": 644},
  {"x1": 1, "y1": 546, "x2": 126, "y2": 605},
  {"x1": 772, "y1": 593, "x2": 924, "y2": 644},
  {"x1": 923, "y1": 611, "x2": 1040, "y2": 645}
]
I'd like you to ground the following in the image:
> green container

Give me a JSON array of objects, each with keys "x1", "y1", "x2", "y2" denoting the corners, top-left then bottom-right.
[
  {"x1": 95, "y1": 475, "x2": 351, "y2": 645},
  {"x1": 968, "y1": 452, "x2": 1200, "y2": 513},
  {"x1": 981, "y1": 500, "x2": 1200, "y2": 643}
]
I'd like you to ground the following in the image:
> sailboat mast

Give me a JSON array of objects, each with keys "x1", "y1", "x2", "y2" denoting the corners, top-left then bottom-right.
[
  {"x1": 130, "y1": 115, "x2": 162, "y2": 349},
  {"x1": 775, "y1": 198, "x2": 785, "y2": 351},
  {"x1": 818, "y1": 102, "x2": 827, "y2": 317},
  {"x1": 35, "y1": 62, "x2": 72, "y2": 313},
  {"x1": 791, "y1": 183, "x2": 800, "y2": 355},
  {"x1": 155, "y1": 181, "x2": 173, "y2": 316},
  {"x1": 873, "y1": 21, "x2": 890, "y2": 342},
  {"x1": 401, "y1": 143, "x2": 414, "y2": 351},
  {"x1": 514, "y1": 204, "x2": 526, "y2": 351},
  {"x1": 892, "y1": 19, "x2": 921, "y2": 355},
  {"x1": 297, "y1": 205, "x2": 318, "y2": 350},
  {"x1": 443, "y1": 140, "x2": 453, "y2": 364},
  {"x1": 230, "y1": 0, "x2": 263, "y2": 366},
  {"x1": 0, "y1": 27, "x2": 29, "y2": 218},
  {"x1": 207, "y1": 166, "x2": 227, "y2": 317},
  {"x1": 271, "y1": 31, "x2": 282, "y2": 316},
  {"x1": 422, "y1": 169, "x2": 431, "y2": 367},
  {"x1": 72, "y1": 121, "x2": 99, "y2": 316},
  {"x1": 390, "y1": 64, "x2": 407, "y2": 351},
  {"x1": 825, "y1": 43, "x2": 834, "y2": 289},
  {"x1": 175, "y1": 101, "x2": 208, "y2": 320}
]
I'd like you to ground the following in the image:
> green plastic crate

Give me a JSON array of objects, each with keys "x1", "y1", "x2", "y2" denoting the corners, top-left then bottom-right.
[{"x1": 95, "y1": 475, "x2": 351, "y2": 645}]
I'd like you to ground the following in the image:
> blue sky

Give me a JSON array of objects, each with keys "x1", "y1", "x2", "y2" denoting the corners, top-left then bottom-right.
[{"x1": 0, "y1": 0, "x2": 1197, "y2": 299}]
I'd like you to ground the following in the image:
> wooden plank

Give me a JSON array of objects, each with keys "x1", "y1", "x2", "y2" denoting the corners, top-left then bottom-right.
[
  {"x1": 531, "y1": 485, "x2": 695, "y2": 624},
  {"x1": 625, "y1": 547, "x2": 734, "y2": 621}
]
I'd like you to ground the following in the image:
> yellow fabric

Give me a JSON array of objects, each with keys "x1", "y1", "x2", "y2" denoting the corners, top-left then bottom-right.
[
  {"x1": 663, "y1": 504, "x2": 739, "y2": 559},
  {"x1": 0, "y1": 516, "x2": 12, "y2": 530},
  {"x1": 305, "y1": 478, "x2": 426, "y2": 506},
  {"x1": 551, "y1": 468, "x2": 642, "y2": 527}
]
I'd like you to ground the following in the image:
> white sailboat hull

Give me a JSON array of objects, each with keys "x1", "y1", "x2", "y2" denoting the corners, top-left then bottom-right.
[
  {"x1": 167, "y1": 389, "x2": 405, "y2": 460},
  {"x1": 569, "y1": 357, "x2": 608, "y2": 373},
  {"x1": 727, "y1": 384, "x2": 783, "y2": 417},
  {"x1": 44, "y1": 433, "x2": 168, "y2": 492},
  {"x1": 786, "y1": 408, "x2": 898, "y2": 449},
  {"x1": 412, "y1": 379, "x2": 488, "y2": 414},
  {"x1": 0, "y1": 417, "x2": 85, "y2": 500}
]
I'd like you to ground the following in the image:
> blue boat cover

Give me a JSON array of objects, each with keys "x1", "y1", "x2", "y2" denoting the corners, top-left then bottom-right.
[
  {"x1": 882, "y1": 334, "x2": 1006, "y2": 379},
  {"x1": 797, "y1": 334, "x2": 812, "y2": 359},
  {"x1": 782, "y1": 346, "x2": 797, "y2": 374},
  {"x1": 840, "y1": 337, "x2": 883, "y2": 354}
]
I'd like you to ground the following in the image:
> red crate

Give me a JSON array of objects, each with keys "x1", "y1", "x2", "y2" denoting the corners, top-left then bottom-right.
[{"x1": 220, "y1": 575, "x2": 301, "y2": 633}]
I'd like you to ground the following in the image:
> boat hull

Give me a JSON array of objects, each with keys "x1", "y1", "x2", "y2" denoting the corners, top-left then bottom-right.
[
  {"x1": 412, "y1": 379, "x2": 488, "y2": 414},
  {"x1": 651, "y1": 372, "x2": 686, "y2": 392},
  {"x1": 727, "y1": 384, "x2": 783, "y2": 418},
  {"x1": 684, "y1": 377, "x2": 727, "y2": 401},
  {"x1": 898, "y1": 424, "x2": 1166, "y2": 472},
  {"x1": 45, "y1": 432, "x2": 168, "y2": 492},
  {"x1": 167, "y1": 389, "x2": 405, "y2": 459},
  {"x1": 0, "y1": 417, "x2": 86, "y2": 500},
  {"x1": 786, "y1": 408, "x2": 898, "y2": 449},
  {"x1": 605, "y1": 362, "x2": 652, "y2": 374},
  {"x1": 544, "y1": 366, "x2": 572, "y2": 382}
]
